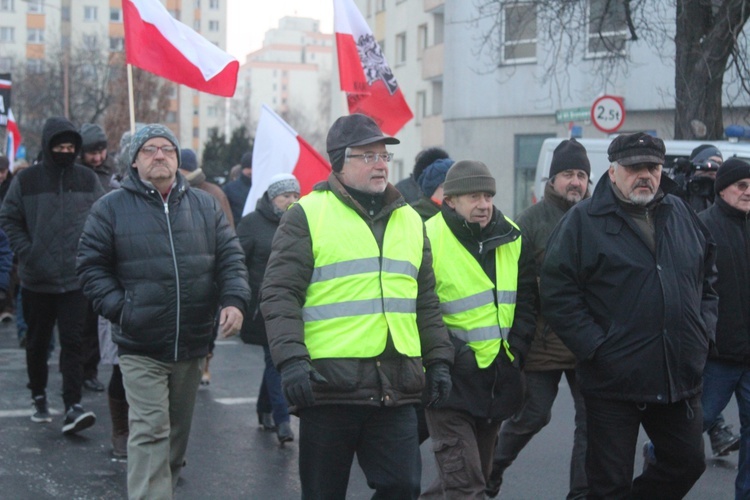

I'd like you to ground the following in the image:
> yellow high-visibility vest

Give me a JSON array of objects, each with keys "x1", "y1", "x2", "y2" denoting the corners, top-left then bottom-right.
[
  {"x1": 426, "y1": 212, "x2": 521, "y2": 368},
  {"x1": 297, "y1": 190, "x2": 424, "y2": 359}
]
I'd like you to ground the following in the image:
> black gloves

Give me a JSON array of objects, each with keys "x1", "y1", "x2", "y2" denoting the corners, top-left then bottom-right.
[
  {"x1": 425, "y1": 362, "x2": 452, "y2": 408},
  {"x1": 509, "y1": 346, "x2": 525, "y2": 370},
  {"x1": 280, "y1": 359, "x2": 328, "y2": 409}
]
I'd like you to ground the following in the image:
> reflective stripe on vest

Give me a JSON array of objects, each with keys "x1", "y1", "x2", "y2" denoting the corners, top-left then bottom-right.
[
  {"x1": 426, "y1": 212, "x2": 521, "y2": 368},
  {"x1": 298, "y1": 190, "x2": 424, "y2": 359}
]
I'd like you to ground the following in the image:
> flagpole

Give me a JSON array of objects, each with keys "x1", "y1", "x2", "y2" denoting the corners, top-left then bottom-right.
[{"x1": 127, "y1": 64, "x2": 136, "y2": 134}]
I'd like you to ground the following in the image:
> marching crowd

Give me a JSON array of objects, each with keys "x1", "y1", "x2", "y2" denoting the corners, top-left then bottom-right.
[{"x1": 1, "y1": 112, "x2": 748, "y2": 500}]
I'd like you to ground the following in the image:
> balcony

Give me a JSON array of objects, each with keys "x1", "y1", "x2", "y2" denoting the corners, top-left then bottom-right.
[
  {"x1": 421, "y1": 43, "x2": 443, "y2": 81},
  {"x1": 423, "y1": 0, "x2": 444, "y2": 13},
  {"x1": 421, "y1": 114, "x2": 444, "y2": 147}
]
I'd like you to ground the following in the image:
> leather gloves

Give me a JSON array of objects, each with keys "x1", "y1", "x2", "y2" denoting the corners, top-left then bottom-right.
[
  {"x1": 280, "y1": 359, "x2": 328, "y2": 409},
  {"x1": 425, "y1": 362, "x2": 452, "y2": 408}
]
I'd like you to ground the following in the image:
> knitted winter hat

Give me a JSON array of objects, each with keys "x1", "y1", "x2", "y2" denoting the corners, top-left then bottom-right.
[
  {"x1": 550, "y1": 139, "x2": 590, "y2": 178},
  {"x1": 80, "y1": 123, "x2": 108, "y2": 152},
  {"x1": 418, "y1": 158, "x2": 454, "y2": 197},
  {"x1": 715, "y1": 158, "x2": 750, "y2": 194},
  {"x1": 443, "y1": 160, "x2": 496, "y2": 196},
  {"x1": 129, "y1": 124, "x2": 180, "y2": 168},
  {"x1": 267, "y1": 173, "x2": 300, "y2": 199},
  {"x1": 240, "y1": 152, "x2": 253, "y2": 169},
  {"x1": 180, "y1": 149, "x2": 199, "y2": 172}
]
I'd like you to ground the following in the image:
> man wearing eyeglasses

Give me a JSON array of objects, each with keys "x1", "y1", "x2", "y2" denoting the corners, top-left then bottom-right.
[
  {"x1": 697, "y1": 158, "x2": 750, "y2": 499},
  {"x1": 261, "y1": 114, "x2": 453, "y2": 499},
  {"x1": 540, "y1": 132, "x2": 718, "y2": 499},
  {"x1": 76, "y1": 124, "x2": 250, "y2": 499},
  {"x1": 0, "y1": 116, "x2": 104, "y2": 435}
]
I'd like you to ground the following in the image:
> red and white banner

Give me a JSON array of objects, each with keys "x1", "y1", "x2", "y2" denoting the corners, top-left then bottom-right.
[
  {"x1": 123, "y1": 0, "x2": 239, "y2": 97},
  {"x1": 334, "y1": 0, "x2": 413, "y2": 136},
  {"x1": 5, "y1": 108, "x2": 21, "y2": 169},
  {"x1": 243, "y1": 105, "x2": 331, "y2": 216}
]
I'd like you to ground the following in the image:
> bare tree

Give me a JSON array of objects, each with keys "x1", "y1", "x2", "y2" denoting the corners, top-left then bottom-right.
[{"x1": 473, "y1": 0, "x2": 750, "y2": 139}]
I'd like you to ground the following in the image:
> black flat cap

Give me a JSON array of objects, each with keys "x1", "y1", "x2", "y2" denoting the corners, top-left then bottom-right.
[
  {"x1": 607, "y1": 132, "x2": 665, "y2": 166},
  {"x1": 326, "y1": 114, "x2": 399, "y2": 154}
]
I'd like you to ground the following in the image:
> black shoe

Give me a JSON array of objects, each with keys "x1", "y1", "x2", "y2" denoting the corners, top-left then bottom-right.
[
  {"x1": 62, "y1": 404, "x2": 96, "y2": 435},
  {"x1": 710, "y1": 423, "x2": 741, "y2": 456},
  {"x1": 277, "y1": 422, "x2": 294, "y2": 444},
  {"x1": 258, "y1": 412, "x2": 276, "y2": 431},
  {"x1": 82, "y1": 377, "x2": 105, "y2": 392},
  {"x1": 485, "y1": 464, "x2": 504, "y2": 498},
  {"x1": 31, "y1": 396, "x2": 52, "y2": 423}
]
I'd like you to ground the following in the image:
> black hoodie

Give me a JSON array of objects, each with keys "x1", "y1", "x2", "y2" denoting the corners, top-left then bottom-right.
[{"x1": 0, "y1": 116, "x2": 104, "y2": 293}]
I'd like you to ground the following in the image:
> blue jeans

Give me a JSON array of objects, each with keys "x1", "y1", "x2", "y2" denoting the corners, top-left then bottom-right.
[
  {"x1": 262, "y1": 346, "x2": 289, "y2": 425},
  {"x1": 702, "y1": 359, "x2": 750, "y2": 499}
]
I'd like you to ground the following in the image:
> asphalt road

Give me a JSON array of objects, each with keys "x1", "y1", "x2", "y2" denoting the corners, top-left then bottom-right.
[{"x1": 0, "y1": 321, "x2": 738, "y2": 499}]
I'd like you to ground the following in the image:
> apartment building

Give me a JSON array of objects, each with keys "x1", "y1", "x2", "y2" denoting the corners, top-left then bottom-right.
[
  {"x1": 233, "y1": 16, "x2": 333, "y2": 154},
  {"x1": 0, "y1": 0, "x2": 228, "y2": 154}
]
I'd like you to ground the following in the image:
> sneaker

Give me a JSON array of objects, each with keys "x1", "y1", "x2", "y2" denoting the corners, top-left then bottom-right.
[
  {"x1": 62, "y1": 404, "x2": 96, "y2": 435},
  {"x1": 709, "y1": 423, "x2": 741, "y2": 456},
  {"x1": 642, "y1": 441, "x2": 656, "y2": 472},
  {"x1": 31, "y1": 396, "x2": 52, "y2": 423},
  {"x1": 82, "y1": 377, "x2": 105, "y2": 392}
]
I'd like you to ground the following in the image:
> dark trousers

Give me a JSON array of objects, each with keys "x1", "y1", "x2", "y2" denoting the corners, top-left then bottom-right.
[
  {"x1": 262, "y1": 346, "x2": 289, "y2": 425},
  {"x1": 584, "y1": 395, "x2": 705, "y2": 500},
  {"x1": 82, "y1": 300, "x2": 100, "y2": 380},
  {"x1": 298, "y1": 404, "x2": 421, "y2": 500},
  {"x1": 24, "y1": 288, "x2": 88, "y2": 410}
]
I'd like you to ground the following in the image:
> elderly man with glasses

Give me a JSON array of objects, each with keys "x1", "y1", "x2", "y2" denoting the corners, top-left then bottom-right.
[
  {"x1": 77, "y1": 124, "x2": 250, "y2": 499},
  {"x1": 261, "y1": 114, "x2": 453, "y2": 499}
]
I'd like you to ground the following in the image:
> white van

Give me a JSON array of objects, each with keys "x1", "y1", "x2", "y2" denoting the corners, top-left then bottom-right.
[{"x1": 533, "y1": 138, "x2": 750, "y2": 203}]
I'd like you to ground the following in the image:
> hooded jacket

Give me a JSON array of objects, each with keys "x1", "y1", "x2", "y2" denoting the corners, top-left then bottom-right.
[
  {"x1": 260, "y1": 173, "x2": 453, "y2": 407},
  {"x1": 541, "y1": 174, "x2": 719, "y2": 403},
  {"x1": 699, "y1": 196, "x2": 750, "y2": 365},
  {"x1": 76, "y1": 171, "x2": 250, "y2": 362},
  {"x1": 0, "y1": 116, "x2": 104, "y2": 293},
  {"x1": 431, "y1": 202, "x2": 536, "y2": 420}
]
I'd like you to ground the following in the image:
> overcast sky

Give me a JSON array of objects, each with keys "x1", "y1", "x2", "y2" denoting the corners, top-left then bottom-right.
[{"x1": 226, "y1": 0, "x2": 334, "y2": 61}]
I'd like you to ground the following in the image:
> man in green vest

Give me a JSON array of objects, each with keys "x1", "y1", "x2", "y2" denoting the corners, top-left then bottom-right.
[
  {"x1": 421, "y1": 160, "x2": 536, "y2": 499},
  {"x1": 260, "y1": 114, "x2": 454, "y2": 499}
]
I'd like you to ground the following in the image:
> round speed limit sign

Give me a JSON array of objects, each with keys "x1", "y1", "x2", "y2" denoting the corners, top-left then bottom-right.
[{"x1": 590, "y1": 95, "x2": 626, "y2": 133}]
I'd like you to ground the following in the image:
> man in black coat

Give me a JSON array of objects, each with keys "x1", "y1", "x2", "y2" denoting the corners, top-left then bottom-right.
[
  {"x1": 76, "y1": 124, "x2": 250, "y2": 499},
  {"x1": 0, "y1": 116, "x2": 104, "y2": 435},
  {"x1": 540, "y1": 132, "x2": 718, "y2": 499}
]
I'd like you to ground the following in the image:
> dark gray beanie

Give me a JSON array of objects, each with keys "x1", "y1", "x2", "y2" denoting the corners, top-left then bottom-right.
[
  {"x1": 443, "y1": 160, "x2": 496, "y2": 196},
  {"x1": 80, "y1": 123, "x2": 108, "y2": 151},
  {"x1": 550, "y1": 139, "x2": 590, "y2": 178},
  {"x1": 129, "y1": 124, "x2": 180, "y2": 168},
  {"x1": 715, "y1": 158, "x2": 750, "y2": 194}
]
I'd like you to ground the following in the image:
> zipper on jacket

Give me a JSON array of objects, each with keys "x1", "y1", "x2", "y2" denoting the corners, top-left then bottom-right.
[{"x1": 164, "y1": 200, "x2": 181, "y2": 361}]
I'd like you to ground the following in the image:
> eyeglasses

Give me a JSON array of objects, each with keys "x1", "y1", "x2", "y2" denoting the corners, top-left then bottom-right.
[
  {"x1": 732, "y1": 181, "x2": 750, "y2": 192},
  {"x1": 346, "y1": 153, "x2": 394, "y2": 164},
  {"x1": 140, "y1": 145, "x2": 177, "y2": 157}
]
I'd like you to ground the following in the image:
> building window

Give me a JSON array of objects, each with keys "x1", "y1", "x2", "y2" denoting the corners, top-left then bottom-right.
[
  {"x1": 208, "y1": 20, "x2": 219, "y2": 32},
  {"x1": 501, "y1": 3, "x2": 536, "y2": 64},
  {"x1": 207, "y1": 105, "x2": 218, "y2": 117},
  {"x1": 26, "y1": 58, "x2": 43, "y2": 73},
  {"x1": 375, "y1": 0, "x2": 385, "y2": 13},
  {"x1": 0, "y1": 27, "x2": 14, "y2": 42},
  {"x1": 167, "y1": 85, "x2": 178, "y2": 98},
  {"x1": 83, "y1": 34, "x2": 98, "y2": 50},
  {"x1": 193, "y1": 20, "x2": 200, "y2": 31},
  {"x1": 27, "y1": 28, "x2": 44, "y2": 43},
  {"x1": 110, "y1": 8, "x2": 122, "y2": 22},
  {"x1": 0, "y1": 0, "x2": 14, "y2": 12},
  {"x1": 193, "y1": 127, "x2": 200, "y2": 138},
  {"x1": 84, "y1": 6, "x2": 98, "y2": 21},
  {"x1": 0, "y1": 57, "x2": 12, "y2": 72},
  {"x1": 395, "y1": 32, "x2": 406, "y2": 64},
  {"x1": 209, "y1": 0, "x2": 219, "y2": 9},
  {"x1": 166, "y1": 111, "x2": 177, "y2": 122},
  {"x1": 26, "y1": 0, "x2": 42, "y2": 13},
  {"x1": 417, "y1": 24, "x2": 428, "y2": 59},
  {"x1": 514, "y1": 134, "x2": 554, "y2": 216},
  {"x1": 587, "y1": 0, "x2": 628, "y2": 57},
  {"x1": 61, "y1": 6, "x2": 70, "y2": 21},
  {"x1": 415, "y1": 91, "x2": 426, "y2": 125},
  {"x1": 109, "y1": 37, "x2": 124, "y2": 52}
]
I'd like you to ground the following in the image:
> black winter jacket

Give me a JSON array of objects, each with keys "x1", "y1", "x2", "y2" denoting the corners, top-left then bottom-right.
[
  {"x1": 435, "y1": 203, "x2": 535, "y2": 421},
  {"x1": 699, "y1": 197, "x2": 750, "y2": 365},
  {"x1": 237, "y1": 192, "x2": 280, "y2": 346},
  {"x1": 260, "y1": 174, "x2": 454, "y2": 408},
  {"x1": 0, "y1": 117, "x2": 104, "y2": 293},
  {"x1": 76, "y1": 172, "x2": 250, "y2": 362},
  {"x1": 541, "y1": 174, "x2": 718, "y2": 403}
]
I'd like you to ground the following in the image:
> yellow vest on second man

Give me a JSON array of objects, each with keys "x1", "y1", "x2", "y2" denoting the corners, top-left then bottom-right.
[
  {"x1": 426, "y1": 212, "x2": 521, "y2": 368},
  {"x1": 297, "y1": 190, "x2": 424, "y2": 360}
]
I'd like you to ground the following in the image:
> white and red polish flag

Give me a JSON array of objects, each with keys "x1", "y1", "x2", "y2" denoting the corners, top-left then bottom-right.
[
  {"x1": 334, "y1": 0, "x2": 413, "y2": 136},
  {"x1": 123, "y1": 0, "x2": 239, "y2": 97},
  {"x1": 242, "y1": 105, "x2": 332, "y2": 216},
  {"x1": 6, "y1": 108, "x2": 21, "y2": 168}
]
